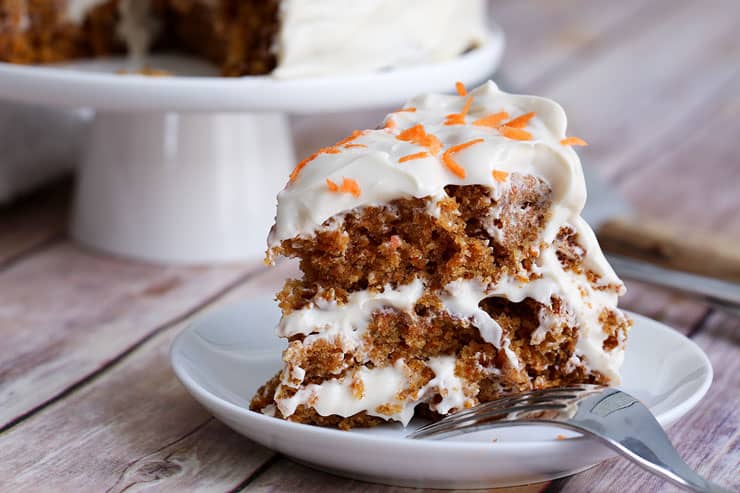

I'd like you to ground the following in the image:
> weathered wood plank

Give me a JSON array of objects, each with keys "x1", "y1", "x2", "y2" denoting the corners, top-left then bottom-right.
[
  {"x1": 535, "y1": 0, "x2": 740, "y2": 181},
  {"x1": 557, "y1": 312, "x2": 740, "y2": 493},
  {"x1": 619, "y1": 281, "x2": 709, "y2": 335},
  {"x1": 0, "y1": 264, "x2": 294, "y2": 493},
  {"x1": 494, "y1": 0, "x2": 657, "y2": 90},
  {"x1": 616, "y1": 71, "x2": 740, "y2": 234},
  {"x1": 0, "y1": 243, "x2": 262, "y2": 428},
  {"x1": 242, "y1": 456, "x2": 548, "y2": 493},
  {"x1": 0, "y1": 178, "x2": 69, "y2": 267}
]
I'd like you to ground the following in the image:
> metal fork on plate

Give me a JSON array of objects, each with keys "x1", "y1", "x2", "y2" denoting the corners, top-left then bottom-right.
[{"x1": 407, "y1": 385, "x2": 731, "y2": 493}]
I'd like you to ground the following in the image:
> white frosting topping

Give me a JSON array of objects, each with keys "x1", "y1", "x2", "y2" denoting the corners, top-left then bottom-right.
[
  {"x1": 273, "y1": 0, "x2": 487, "y2": 78},
  {"x1": 270, "y1": 81, "x2": 591, "y2": 251}
]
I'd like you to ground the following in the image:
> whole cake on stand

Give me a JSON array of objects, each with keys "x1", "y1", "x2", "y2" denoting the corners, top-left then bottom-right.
[{"x1": 0, "y1": 0, "x2": 487, "y2": 77}]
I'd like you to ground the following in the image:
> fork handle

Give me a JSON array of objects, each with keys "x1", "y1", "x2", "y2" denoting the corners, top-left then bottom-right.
[{"x1": 619, "y1": 445, "x2": 732, "y2": 493}]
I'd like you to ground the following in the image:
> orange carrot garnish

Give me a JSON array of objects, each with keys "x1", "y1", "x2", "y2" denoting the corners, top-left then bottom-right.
[
  {"x1": 344, "y1": 143, "x2": 367, "y2": 149},
  {"x1": 444, "y1": 114, "x2": 465, "y2": 126},
  {"x1": 290, "y1": 154, "x2": 316, "y2": 182},
  {"x1": 395, "y1": 107, "x2": 417, "y2": 113},
  {"x1": 492, "y1": 170, "x2": 509, "y2": 182},
  {"x1": 399, "y1": 151, "x2": 431, "y2": 163},
  {"x1": 499, "y1": 126, "x2": 532, "y2": 141},
  {"x1": 444, "y1": 114, "x2": 464, "y2": 126},
  {"x1": 460, "y1": 96, "x2": 473, "y2": 116},
  {"x1": 340, "y1": 178, "x2": 361, "y2": 197},
  {"x1": 397, "y1": 124, "x2": 442, "y2": 154},
  {"x1": 560, "y1": 136, "x2": 588, "y2": 146},
  {"x1": 335, "y1": 130, "x2": 364, "y2": 147},
  {"x1": 384, "y1": 118, "x2": 397, "y2": 130},
  {"x1": 326, "y1": 178, "x2": 339, "y2": 192},
  {"x1": 290, "y1": 146, "x2": 341, "y2": 181},
  {"x1": 473, "y1": 111, "x2": 510, "y2": 128},
  {"x1": 503, "y1": 112, "x2": 536, "y2": 129},
  {"x1": 441, "y1": 138, "x2": 485, "y2": 179},
  {"x1": 455, "y1": 81, "x2": 467, "y2": 97},
  {"x1": 445, "y1": 95, "x2": 474, "y2": 125}
]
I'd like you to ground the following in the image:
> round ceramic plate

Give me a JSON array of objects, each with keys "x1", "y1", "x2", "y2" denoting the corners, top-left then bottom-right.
[
  {"x1": 170, "y1": 298, "x2": 712, "y2": 489},
  {"x1": 0, "y1": 29, "x2": 504, "y2": 113}
]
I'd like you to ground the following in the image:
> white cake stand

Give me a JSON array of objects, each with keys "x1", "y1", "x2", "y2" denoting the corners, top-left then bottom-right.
[{"x1": 0, "y1": 30, "x2": 504, "y2": 263}]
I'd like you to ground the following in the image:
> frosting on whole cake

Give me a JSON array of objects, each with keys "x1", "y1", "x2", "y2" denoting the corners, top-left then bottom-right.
[
  {"x1": 64, "y1": 0, "x2": 158, "y2": 61},
  {"x1": 273, "y1": 0, "x2": 487, "y2": 78},
  {"x1": 64, "y1": 0, "x2": 110, "y2": 24},
  {"x1": 267, "y1": 81, "x2": 628, "y2": 423}
]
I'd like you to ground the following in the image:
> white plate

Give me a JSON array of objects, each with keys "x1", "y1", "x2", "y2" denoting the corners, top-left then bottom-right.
[
  {"x1": 170, "y1": 298, "x2": 712, "y2": 489},
  {"x1": 0, "y1": 31, "x2": 504, "y2": 113}
]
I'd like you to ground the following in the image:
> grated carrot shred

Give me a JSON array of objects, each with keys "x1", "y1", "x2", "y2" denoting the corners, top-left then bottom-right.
[
  {"x1": 503, "y1": 112, "x2": 536, "y2": 129},
  {"x1": 444, "y1": 95, "x2": 474, "y2": 125},
  {"x1": 499, "y1": 126, "x2": 532, "y2": 141},
  {"x1": 444, "y1": 114, "x2": 465, "y2": 126},
  {"x1": 290, "y1": 148, "x2": 334, "y2": 181},
  {"x1": 335, "y1": 130, "x2": 364, "y2": 147},
  {"x1": 560, "y1": 136, "x2": 588, "y2": 146},
  {"x1": 326, "y1": 178, "x2": 338, "y2": 192},
  {"x1": 441, "y1": 138, "x2": 485, "y2": 179},
  {"x1": 473, "y1": 111, "x2": 510, "y2": 128},
  {"x1": 492, "y1": 170, "x2": 509, "y2": 182},
  {"x1": 399, "y1": 151, "x2": 430, "y2": 163},
  {"x1": 290, "y1": 154, "x2": 316, "y2": 182},
  {"x1": 289, "y1": 136, "x2": 351, "y2": 181},
  {"x1": 397, "y1": 124, "x2": 442, "y2": 154},
  {"x1": 395, "y1": 107, "x2": 417, "y2": 113},
  {"x1": 384, "y1": 118, "x2": 397, "y2": 130},
  {"x1": 460, "y1": 96, "x2": 473, "y2": 117},
  {"x1": 344, "y1": 143, "x2": 367, "y2": 149},
  {"x1": 455, "y1": 81, "x2": 467, "y2": 96},
  {"x1": 340, "y1": 178, "x2": 361, "y2": 197}
]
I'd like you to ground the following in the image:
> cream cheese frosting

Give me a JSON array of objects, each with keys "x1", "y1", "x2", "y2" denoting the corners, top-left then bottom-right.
[
  {"x1": 267, "y1": 81, "x2": 628, "y2": 424},
  {"x1": 273, "y1": 0, "x2": 487, "y2": 78},
  {"x1": 64, "y1": 0, "x2": 110, "y2": 24},
  {"x1": 63, "y1": 0, "x2": 158, "y2": 61}
]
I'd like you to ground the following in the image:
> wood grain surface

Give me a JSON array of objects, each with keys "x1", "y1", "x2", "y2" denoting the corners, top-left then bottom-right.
[{"x1": 0, "y1": 1, "x2": 738, "y2": 492}]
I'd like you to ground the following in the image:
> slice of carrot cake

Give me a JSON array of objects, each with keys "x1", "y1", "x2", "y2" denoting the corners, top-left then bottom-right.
[{"x1": 250, "y1": 81, "x2": 632, "y2": 429}]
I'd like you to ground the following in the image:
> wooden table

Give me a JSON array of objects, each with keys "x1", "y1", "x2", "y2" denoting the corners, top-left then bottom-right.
[{"x1": 1, "y1": 1, "x2": 738, "y2": 491}]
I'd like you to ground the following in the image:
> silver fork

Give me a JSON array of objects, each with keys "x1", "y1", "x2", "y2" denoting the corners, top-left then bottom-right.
[{"x1": 407, "y1": 385, "x2": 731, "y2": 493}]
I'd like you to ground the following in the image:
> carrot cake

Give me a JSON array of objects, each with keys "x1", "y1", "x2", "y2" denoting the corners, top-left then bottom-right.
[
  {"x1": 0, "y1": 0, "x2": 487, "y2": 77},
  {"x1": 250, "y1": 81, "x2": 632, "y2": 429}
]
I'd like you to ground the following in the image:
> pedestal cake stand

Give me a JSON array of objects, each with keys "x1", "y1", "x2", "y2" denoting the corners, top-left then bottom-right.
[{"x1": 0, "y1": 30, "x2": 504, "y2": 263}]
